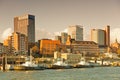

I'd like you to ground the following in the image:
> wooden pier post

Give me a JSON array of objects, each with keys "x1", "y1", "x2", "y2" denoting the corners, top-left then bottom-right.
[{"x1": 2, "y1": 53, "x2": 6, "y2": 71}]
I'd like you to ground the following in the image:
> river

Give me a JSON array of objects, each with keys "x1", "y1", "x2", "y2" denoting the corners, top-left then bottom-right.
[{"x1": 0, "y1": 67, "x2": 120, "y2": 80}]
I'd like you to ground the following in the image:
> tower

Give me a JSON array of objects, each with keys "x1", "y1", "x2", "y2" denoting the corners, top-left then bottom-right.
[
  {"x1": 68, "y1": 25, "x2": 83, "y2": 41},
  {"x1": 61, "y1": 32, "x2": 68, "y2": 44},
  {"x1": 14, "y1": 14, "x2": 35, "y2": 43},
  {"x1": 91, "y1": 29, "x2": 105, "y2": 46},
  {"x1": 105, "y1": 25, "x2": 110, "y2": 47}
]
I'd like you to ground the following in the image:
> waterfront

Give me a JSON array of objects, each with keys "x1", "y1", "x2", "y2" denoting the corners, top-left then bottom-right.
[{"x1": 0, "y1": 67, "x2": 120, "y2": 80}]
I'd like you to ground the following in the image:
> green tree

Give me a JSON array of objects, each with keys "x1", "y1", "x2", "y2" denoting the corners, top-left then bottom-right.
[{"x1": 31, "y1": 46, "x2": 40, "y2": 58}]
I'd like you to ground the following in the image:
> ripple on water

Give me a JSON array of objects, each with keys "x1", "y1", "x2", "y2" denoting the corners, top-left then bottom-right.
[{"x1": 0, "y1": 67, "x2": 120, "y2": 80}]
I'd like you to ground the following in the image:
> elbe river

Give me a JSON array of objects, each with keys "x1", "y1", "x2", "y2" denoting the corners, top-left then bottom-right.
[{"x1": 0, "y1": 67, "x2": 120, "y2": 80}]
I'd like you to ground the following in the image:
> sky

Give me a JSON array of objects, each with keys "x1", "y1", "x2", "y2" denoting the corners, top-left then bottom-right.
[{"x1": 0, "y1": 0, "x2": 120, "y2": 43}]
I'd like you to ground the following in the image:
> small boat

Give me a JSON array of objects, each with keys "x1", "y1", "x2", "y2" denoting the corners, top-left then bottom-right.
[
  {"x1": 75, "y1": 58, "x2": 93, "y2": 68},
  {"x1": 50, "y1": 59, "x2": 73, "y2": 69}
]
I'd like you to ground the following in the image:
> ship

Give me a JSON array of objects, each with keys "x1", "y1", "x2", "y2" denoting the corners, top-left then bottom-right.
[
  {"x1": 75, "y1": 57, "x2": 94, "y2": 68},
  {"x1": 50, "y1": 58, "x2": 73, "y2": 69},
  {"x1": 14, "y1": 61, "x2": 45, "y2": 70}
]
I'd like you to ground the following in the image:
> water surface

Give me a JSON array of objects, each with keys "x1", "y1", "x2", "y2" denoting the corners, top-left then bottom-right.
[{"x1": 0, "y1": 67, "x2": 120, "y2": 80}]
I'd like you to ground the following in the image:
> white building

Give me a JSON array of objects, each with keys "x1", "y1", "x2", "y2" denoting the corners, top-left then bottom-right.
[{"x1": 68, "y1": 25, "x2": 83, "y2": 41}]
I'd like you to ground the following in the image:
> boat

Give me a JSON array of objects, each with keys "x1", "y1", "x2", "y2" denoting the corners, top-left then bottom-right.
[
  {"x1": 88, "y1": 62, "x2": 101, "y2": 67},
  {"x1": 50, "y1": 58, "x2": 73, "y2": 69},
  {"x1": 14, "y1": 61, "x2": 45, "y2": 70},
  {"x1": 75, "y1": 58, "x2": 93, "y2": 68},
  {"x1": 13, "y1": 53, "x2": 45, "y2": 70}
]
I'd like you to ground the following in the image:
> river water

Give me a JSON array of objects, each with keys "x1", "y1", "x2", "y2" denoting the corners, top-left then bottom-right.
[{"x1": 0, "y1": 67, "x2": 120, "y2": 80}]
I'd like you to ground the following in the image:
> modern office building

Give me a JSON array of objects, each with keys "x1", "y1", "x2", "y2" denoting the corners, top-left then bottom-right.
[
  {"x1": 61, "y1": 32, "x2": 68, "y2": 44},
  {"x1": 14, "y1": 14, "x2": 35, "y2": 43},
  {"x1": 91, "y1": 29, "x2": 105, "y2": 46},
  {"x1": 91, "y1": 26, "x2": 110, "y2": 53},
  {"x1": 3, "y1": 32, "x2": 28, "y2": 54},
  {"x1": 68, "y1": 25, "x2": 83, "y2": 41},
  {"x1": 91, "y1": 26, "x2": 110, "y2": 47},
  {"x1": 11, "y1": 32, "x2": 28, "y2": 54}
]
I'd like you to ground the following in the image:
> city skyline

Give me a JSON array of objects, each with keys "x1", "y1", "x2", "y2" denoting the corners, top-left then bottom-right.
[{"x1": 0, "y1": 0, "x2": 120, "y2": 42}]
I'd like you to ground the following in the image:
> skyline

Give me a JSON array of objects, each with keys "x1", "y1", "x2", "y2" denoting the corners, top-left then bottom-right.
[{"x1": 0, "y1": 0, "x2": 120, "y2": 42}]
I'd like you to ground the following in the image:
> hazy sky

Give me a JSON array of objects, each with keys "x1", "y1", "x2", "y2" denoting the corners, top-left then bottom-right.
[{"x1": 0, "y1": 0, "x2": 120, "y2": 42}]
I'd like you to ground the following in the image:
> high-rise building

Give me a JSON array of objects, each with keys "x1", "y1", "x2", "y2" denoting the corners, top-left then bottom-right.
[
  {"x1": 91, "y1": 29, "x2": 105, "y2": 46},
  {"x1": 105, "y1": 25, "x2": 110, "y2": 46},
  {"x1": 14, "y1": 14, "x2": 35, "y2": 43},
  {"x1": 61, "y1": 32, "x2": 68, "y2": 44},
  {"x1": 91, "y1": 26, "x2": 110, "y2": 47},
  {"x1": 68, "y1": 25, "x2": 83, "y2": 41},
  {"x1": 3, "y1": 32, "x2": 28, "y2": 54},
  {"x1": 11, "y1": 32, "x2": 28, "y2": 54}
]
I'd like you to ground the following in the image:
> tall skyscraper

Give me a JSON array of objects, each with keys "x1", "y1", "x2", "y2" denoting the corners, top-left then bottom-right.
[
  {"x1": 14, "y1": 14, "x2": 35, "y2": 43},
  {"x1": 68, "y1": 25, "x2": 83, "y2": 41},
  {"x1": 91, "y1": 29, "x2": 105, "y2": 46}
]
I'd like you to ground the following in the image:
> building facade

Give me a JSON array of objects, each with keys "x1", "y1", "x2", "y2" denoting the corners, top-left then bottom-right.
[
  {"x1": 68, "y1": 25, "x2": 83, "y2": 41},
  {"x1": 11, "y1": 32, "x2": 28, "y2": 54},
  {"x1": 40, "y1": 39, "x2": 60, "y2": 57},
  {"x1": 0, "y1": 43, "x2": 3, "y2": 54},
  {"x1": 91, "y1": 26, "x2": 110, "y2": 47},
  {"x1": 91, "y1": 26, "x2": 110, "y2": 53},
  {"x1": 14, "y1": 14, "x2": 35, "y2": 43},
  {"x1": 54, "y1": 52, "x2": 82, "y2": 64},
  {"x1": 3, "y1": 32, "x2": 28, "y2": 54},
  {"x1": 57, "y1": 36, "x2": 99, "y2": 57},
  {"x1": 61, "y1": 32, "x2": 68, "y2": 44},
  {"x1": 55, "y1": 36, "x2": 61, "y2": 42},
  {"x1": 71, "y1": 41, "x2": 99, "y2": 57},
  {"x1": 91, "y1": 29, "x2": 105, "y2": 46},
  {"x1": 105, "y1": 25, "x2": 110, "y2": 47},
  {"x1": 3, "y1": 36, "x2": 12, "y2": 54}
]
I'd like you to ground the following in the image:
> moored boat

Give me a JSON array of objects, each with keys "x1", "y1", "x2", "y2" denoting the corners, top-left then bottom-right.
[
  {"x1": 50, "y1": 59, "x2": 73, "y2": 69},
  {"x1": 75, "y1": 58, "x2": 93, "y2": 68},
  {"x1": 14, "y1": 61, "x2": 45, "y2": 70}
]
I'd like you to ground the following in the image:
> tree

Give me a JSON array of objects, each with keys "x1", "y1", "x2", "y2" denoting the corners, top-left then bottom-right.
[{"x1": 31, "y1": 46, "x2": 40, "y2": 58}]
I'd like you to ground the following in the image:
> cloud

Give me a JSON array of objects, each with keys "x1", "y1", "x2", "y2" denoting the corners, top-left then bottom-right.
[
  {"x1": 54, "y1": 28, "x2": 68, "y2": 36},
  {"x1": 110, "y1": 28, "x2": 120, "y2": 43},
  {"x1": 35, "y1": 28, "x2": 55, "y2": 40},
  {"x1": 1, "y1": 28, "x2": 13, "y2": 41},
  {"x1": 35, "y1": 28, "x2": 69, "y2": 41}
]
